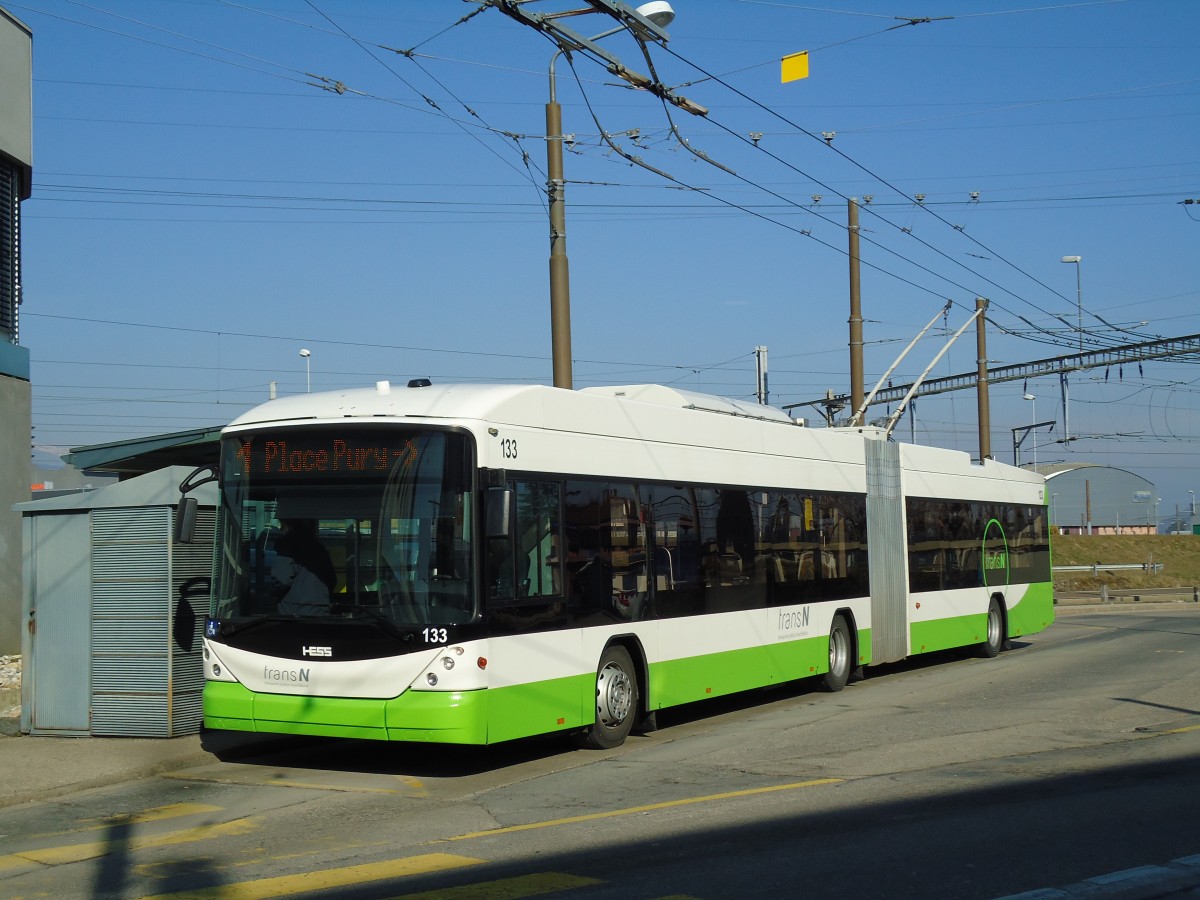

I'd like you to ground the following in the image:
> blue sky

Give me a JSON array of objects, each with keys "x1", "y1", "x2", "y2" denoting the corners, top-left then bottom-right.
[{"x1": 11, "y1": 0, "x2": 1199, "y2": 523}]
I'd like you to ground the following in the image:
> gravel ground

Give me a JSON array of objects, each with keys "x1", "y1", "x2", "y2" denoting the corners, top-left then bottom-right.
[{"x1": 0, "y1": 655, "x2": 21, "y2": 719}]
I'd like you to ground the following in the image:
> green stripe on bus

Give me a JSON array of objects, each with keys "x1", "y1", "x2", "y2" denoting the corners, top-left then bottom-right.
[
  {"x1": 909, "y1": 586, "x2": 1055, "y2": 655},
  {"x1": 650, "y1": 634, "x2": 831, "y2": 709},
  {"x1": 910, "y1": 614, "x2": 987, "y2": 655},
  {"x1": 203, "y1": 679, "x2": 586, "y2": 745},
  {"x1": 203, "y1": 622, "x2": 873, "y2": 745}
]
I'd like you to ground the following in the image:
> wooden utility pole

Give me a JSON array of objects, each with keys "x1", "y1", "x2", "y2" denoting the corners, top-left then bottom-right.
[
  {"x1": 975, "y1": 297, "x2": 991, "y2": 461},
  {"x1": 848, "y1": 198, "x2": 864, "y2": 416}
]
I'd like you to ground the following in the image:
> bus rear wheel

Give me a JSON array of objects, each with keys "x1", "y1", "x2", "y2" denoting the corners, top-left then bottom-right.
[
  {"x1": 977, "y1": 597, "x2": 1005, "y2": 658},
  {"x1": 820, "y1": 615, "x2": 852, "y2": 693},
  {"x1": 576, "y1": 645, "x2": 639, "y2": 750}
]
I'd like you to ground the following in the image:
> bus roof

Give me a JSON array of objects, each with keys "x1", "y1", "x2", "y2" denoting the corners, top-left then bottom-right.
[{"x1": 224, "y1": 381, "x2": 799, "y2": 431}]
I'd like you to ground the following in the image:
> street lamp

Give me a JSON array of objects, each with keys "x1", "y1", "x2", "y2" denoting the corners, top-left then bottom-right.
[
  {"x1": 299, "y1": 348, "x2": 311, "y2": 393},
  {"x1": 1023, "y1": 392, "x2": 1037, "y2": 467},
  {"x1": 1190, "y1": 489, "x2": 1195, "y2": 534},
  {"x1": 545, "y1": 1, "x2": 676, "y2": 389},
  {"x1": 1060, "y1": 255, "x2": 1083, "y2": 354}
]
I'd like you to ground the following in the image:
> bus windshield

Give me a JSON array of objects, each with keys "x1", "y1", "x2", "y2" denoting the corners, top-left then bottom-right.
[{"x1": 211, "y1": 426, "x2": 476, "y2": 628}]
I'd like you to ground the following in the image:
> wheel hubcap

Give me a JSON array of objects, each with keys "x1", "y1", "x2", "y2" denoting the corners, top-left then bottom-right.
[
  {"x1": 596, "y1": 661, "x2": 632, "y2": 727},
  {"x1": 830, "y1": 628, "x2": 847, "y2": 676}
]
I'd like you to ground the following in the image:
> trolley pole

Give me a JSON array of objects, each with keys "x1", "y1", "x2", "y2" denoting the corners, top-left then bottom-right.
[{"x1": 975, "y1": 297, "x2": 992, "y2": 461}]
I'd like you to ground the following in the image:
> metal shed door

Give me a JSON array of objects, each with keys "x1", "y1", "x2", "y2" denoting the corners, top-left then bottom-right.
[
  {"x1": 91, "y1": 507, "x2": 171, "y2": 737},
  {"x1": 28, "y1": 514, "x2": 92, "y2": 734}
]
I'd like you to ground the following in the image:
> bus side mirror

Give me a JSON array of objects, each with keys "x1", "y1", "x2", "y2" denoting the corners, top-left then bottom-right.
[
  {"x1": 179, "y1": 464, "x2": 218, "y2": 495},
  {"x1": 176, "y1": 464, "x2": 217, "y2": 544},
  {"x1": 486, "y1": 487, "x2": 511, "y2": 539},
  {"x1": 175, "y1": 496, "x2": 198, "y2": 544}
]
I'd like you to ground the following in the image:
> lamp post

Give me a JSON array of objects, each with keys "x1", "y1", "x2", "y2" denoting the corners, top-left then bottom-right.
[
  {"x1": 1190, "y1": 489, "x2": 1195, "y2": 534},
  {"x1": 1023, "y1": 392, "x2": 1037, "y2": 467},
  {"x1": 299, "y1": 348, "x2": 311, "y2": 393},
  {"x1": 545, "y1": 2, "x2": 676, "y2": 389},
  {"x1": 1060, "y1": 255, "x2": 1083, "y2": 354}
]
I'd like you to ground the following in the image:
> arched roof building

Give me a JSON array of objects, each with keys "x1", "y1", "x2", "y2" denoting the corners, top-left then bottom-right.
[{"x1": 1038, "y1": 463, "x2": 1156, "y2": 535}]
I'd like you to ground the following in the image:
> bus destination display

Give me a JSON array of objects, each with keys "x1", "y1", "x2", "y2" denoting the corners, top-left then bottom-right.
[{"x1": 231, "y1": 435, "x2": 420, "y2": 476}]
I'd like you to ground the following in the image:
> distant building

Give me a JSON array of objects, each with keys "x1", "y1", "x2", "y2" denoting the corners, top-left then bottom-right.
[
  {"x1": 0, "y1": 6, "x2": 32, "y2": 655},
  {"x1": 1039, "y1": 463, "x2": 1157, "y2": 535},
  {"x1": 31, "y1": 464, "x2": 119, "y2": 498}
]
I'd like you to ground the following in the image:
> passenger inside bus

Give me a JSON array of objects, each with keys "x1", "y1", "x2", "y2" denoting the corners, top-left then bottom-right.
[{"x1": 272, "y1": 518, "x2": 337, "y2": 615}]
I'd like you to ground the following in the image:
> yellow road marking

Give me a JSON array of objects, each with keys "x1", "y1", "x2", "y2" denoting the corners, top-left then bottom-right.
[
  {"x1": 138, "y1": 853, "x2": 485, "y2": 900},
  {"x1": 167, "y1": 771, "x2": 414, "y2": 796},
  {"x1": 101, "y1": 803, "x2": 224, "y2": 826},
  {"x1": 0, "y1": 818, "x2": 259, "y2": 869},
  {"x1": 385, "y1": 871, "x2": 602, "y2": 899},
  {"x1": 447, "y1": 777, "x2": 843, "y2": 841},
  {"x1": 28, "y1": 803, "x2": 224, "y2": 840},
  {"x1": 1161, "y1": 723, "x2": 1200, "y2": 735}
]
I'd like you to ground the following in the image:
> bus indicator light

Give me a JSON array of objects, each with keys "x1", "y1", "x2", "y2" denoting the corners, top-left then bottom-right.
[{"x1": 477, "y1": 657, "x2": 488, "y2": 669}]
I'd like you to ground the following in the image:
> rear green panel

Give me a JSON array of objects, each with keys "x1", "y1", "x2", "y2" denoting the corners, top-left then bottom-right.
[{"x1": 1008, "y1": 583, "x2": 1055, "y2": 637}]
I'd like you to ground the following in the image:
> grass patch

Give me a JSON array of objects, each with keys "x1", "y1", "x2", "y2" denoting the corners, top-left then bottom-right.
[{"x1": 1052, "y1": 534, "x2": 1200, "y2": 591}]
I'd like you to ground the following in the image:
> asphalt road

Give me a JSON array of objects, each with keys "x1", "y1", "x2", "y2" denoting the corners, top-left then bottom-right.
[{"x1": 3, "y1": 606, "x2": 1199, "y2": 899}]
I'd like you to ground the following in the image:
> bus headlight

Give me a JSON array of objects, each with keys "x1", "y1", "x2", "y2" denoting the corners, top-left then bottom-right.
[
  {"x1": 426, "y1": 672, "x2": 438, "y2": 686},
  {"x1": 441, "y1": 656, "x2": 455, "y2": 670}
]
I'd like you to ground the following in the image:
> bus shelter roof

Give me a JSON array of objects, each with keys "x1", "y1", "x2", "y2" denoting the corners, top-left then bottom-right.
[{"x1": 63, "y1": 426, "x2": 223, "y2": 478}]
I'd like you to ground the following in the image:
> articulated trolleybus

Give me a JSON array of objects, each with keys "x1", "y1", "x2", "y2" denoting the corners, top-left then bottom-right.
[{"x1": 196, "y1": 380, "x2": 1053, "y2": 749}]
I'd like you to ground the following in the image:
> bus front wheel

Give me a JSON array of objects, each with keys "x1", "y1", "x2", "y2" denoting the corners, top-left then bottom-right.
[
  {"x1": 820, "y1": 615, "x2": 852, "y2": 693},
  {"x1": 576, "y1": 645, "x2": 639, "y2": 750}
]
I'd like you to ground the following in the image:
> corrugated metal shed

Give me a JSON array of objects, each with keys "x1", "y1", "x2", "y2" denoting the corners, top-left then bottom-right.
[{"x1": 16, "y1": 467, "x2": 216, "y2": 737}]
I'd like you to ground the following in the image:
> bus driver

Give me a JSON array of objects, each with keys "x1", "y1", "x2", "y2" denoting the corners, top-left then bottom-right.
[{"x1": 271, "y1": 519, "x2": 336, "y2": 615}]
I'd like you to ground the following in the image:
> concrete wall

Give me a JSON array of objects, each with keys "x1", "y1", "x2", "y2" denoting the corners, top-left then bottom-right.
[
  {"x1": 0, "y1": 8, "x2": 33, "y2": 180},
  {"x1": 0, "y1": 7, "x2": 32, "y2": 656},
  {"x1": 0, "y1": 373, "x2": 30, "y2": 654}
]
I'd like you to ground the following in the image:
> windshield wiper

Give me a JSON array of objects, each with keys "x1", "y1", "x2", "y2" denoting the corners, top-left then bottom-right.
[
  {"x1": 214, "y1": 615, "x2": 276, "y2": 639},
  {"x1": 336, "y1": 604, "x2": 413, "y2": 640}
]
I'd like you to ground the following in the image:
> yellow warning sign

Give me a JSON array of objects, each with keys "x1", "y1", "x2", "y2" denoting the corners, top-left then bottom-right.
[{"x1": 781, "y1": 50, "x2": 809, "y2": 83}]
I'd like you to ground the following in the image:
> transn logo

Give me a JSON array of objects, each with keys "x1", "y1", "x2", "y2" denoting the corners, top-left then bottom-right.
[{"x1": 301, "y1": 646, "x2": 333, "y2": 657}]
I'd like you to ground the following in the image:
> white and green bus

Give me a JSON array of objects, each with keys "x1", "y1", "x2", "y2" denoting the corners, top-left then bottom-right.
[{"x1": 197, "y1": 380, "x2": 1053, "y2": 749}]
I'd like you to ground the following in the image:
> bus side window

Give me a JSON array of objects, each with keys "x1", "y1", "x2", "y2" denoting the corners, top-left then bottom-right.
[{"x1": 490, "y1": 480, "x2": 563, "y2": 601}]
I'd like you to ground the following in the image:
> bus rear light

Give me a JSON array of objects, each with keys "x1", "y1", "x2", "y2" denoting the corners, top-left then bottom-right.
[{"x1": 477, "y1": 657, "x2": 488, "y2": 670}]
